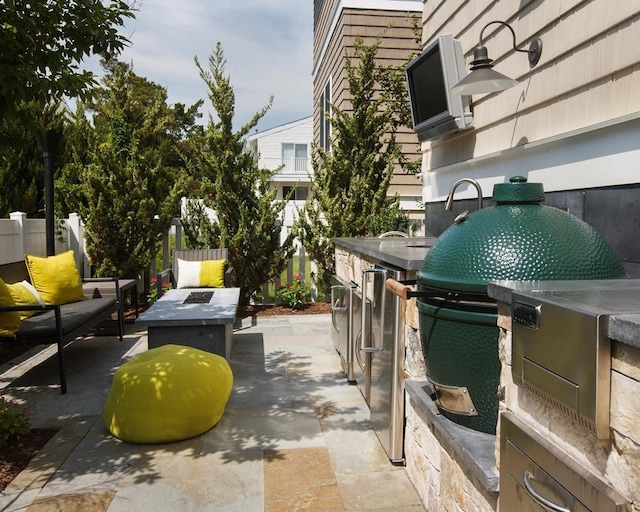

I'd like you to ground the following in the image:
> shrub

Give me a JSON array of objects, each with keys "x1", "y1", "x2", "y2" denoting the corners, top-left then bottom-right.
[
  {"x1": 147, "y1": 276, "x2": 171, "y2": 304},
  {"x1": 276, "y1": 275, "x2": 307, "y2": 309},
  {"x1": 0, "y1": 395, "x2": 30, "y2": 445}
]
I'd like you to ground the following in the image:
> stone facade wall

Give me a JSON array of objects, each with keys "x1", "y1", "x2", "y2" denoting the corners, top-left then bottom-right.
[
  {"x1": 334, "y1": 246, "x2": 373, "y2": 287},
  {"x1": 405, "y1": 404, "x2": 498, "y2": 512},
  {"x1": 496, "y1": 304, "x2": 640, "y2": 510}
]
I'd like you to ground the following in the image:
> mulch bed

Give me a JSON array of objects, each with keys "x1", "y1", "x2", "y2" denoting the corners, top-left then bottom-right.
[
  {"x1": 237, "y1": 302, "x2": 331, "y2": 317},
  {"x1": 0, "y1": 429, "x2": 57, "y2": 492}
]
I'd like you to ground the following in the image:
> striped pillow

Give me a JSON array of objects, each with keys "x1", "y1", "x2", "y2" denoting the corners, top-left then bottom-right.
[{"x1": 176, "y1": 259, "x2": 226, "y2": 288}]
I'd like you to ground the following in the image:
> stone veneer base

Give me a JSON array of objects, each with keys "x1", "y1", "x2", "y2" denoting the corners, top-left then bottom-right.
[{"x1": 405, "y1": 380, "x2": 499, "y2": 493}]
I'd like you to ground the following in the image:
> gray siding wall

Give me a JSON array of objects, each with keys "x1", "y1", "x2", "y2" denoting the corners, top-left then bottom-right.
[{"x1": 419, "y1": 0, "x2": 640, "y2": 276}]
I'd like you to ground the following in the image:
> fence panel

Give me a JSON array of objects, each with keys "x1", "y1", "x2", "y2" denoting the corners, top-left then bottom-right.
[
  {"x1": 0, "y1": 216, "x2": 70, "y2": 264},
  {"x1": 0, "y1": 213, "x2": 320, "y2": 306},
  {"x1": 0, "y1": 218, "x2": 21, "y2": 263},
  {"x1": 160, "y1": 221, "x2": 317, "y2": 304}
]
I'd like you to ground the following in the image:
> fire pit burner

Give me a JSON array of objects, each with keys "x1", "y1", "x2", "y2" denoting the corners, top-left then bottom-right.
[{"x1": 183, "y1": 291, "x2": 214, "y2": 304}]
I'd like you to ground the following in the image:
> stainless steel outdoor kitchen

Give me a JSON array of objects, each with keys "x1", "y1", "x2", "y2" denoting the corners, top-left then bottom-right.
[
  {"x1": 333, "y1": 235, "x2": 437, "y2": 464},
  {"x1": 334, "y1": 176, "x2": 640, "y2": 511}
]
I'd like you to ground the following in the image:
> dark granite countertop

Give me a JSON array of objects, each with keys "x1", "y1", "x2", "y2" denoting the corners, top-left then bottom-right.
[
  {"x1": 334, "y1": 237, "x2": 437, "y2": 271},
  {"x1": 488, "y1": 279, "x2": 640, "y2": 348}
]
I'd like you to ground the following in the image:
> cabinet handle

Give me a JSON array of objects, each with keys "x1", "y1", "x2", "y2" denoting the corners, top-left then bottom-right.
[
  {"x1": 361, "y1": 269, "x2": 385, "y2": 353},
  {"x1": 331, "y1": 285, "x2": 345, "y2": 332},
  {"x1": 523, "y1": 471, "x2": 571, "y2": 512}
]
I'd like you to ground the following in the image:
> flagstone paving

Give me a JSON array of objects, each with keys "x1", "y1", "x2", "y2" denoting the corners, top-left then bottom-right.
[{"x1": 0, "y1": 315, "x2": 425, "y2": 511}]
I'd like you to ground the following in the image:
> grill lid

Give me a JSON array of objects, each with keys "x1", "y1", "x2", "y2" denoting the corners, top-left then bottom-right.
[{"x1": 418, "y1": 176, "x2": 626, "y2": 293}]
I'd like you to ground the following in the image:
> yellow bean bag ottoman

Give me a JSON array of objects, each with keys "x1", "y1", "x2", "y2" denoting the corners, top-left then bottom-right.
[{"x1": 103, "y1": 344, "x2": 233, "y2": 444}]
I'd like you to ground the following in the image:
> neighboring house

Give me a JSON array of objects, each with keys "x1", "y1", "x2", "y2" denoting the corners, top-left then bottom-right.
[
  {"x1": 248, "y1": 116, "x2": 313, "y2": 245},
  {"x1": 419, "y1": 0, "x2": 640, "y2": 278},
  {"x1": 312, "y1": 0, "x2": 425, "y2": 234}
]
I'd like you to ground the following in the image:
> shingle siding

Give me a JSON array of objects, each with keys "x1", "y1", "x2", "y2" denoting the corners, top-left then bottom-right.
[
  {"x1": 313, "y1": 3, "x2": 424, "y2": 209},
  {"x1": 421, "y1": 0, "x2": 640, "y2": 169}
]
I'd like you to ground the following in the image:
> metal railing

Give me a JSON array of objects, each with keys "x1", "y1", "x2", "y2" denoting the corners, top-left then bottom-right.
[{"x1": 259, "y1": 157, "x2": 310, "y2": 175}]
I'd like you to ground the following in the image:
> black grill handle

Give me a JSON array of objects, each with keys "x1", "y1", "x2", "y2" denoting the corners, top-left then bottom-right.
[{"x1": 386, "y1": 278, "x2": 494, "y2": 303}]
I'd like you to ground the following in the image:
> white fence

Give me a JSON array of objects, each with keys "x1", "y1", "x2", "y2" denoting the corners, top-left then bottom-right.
[
  {"x1": 158, "y1": 219, "x2": 316, "y2": 303},
  {"x1": 0, "y1": 212, "x2": 86, "y2": 273},
  {"x1": 0, "y1": 212, "x2": 316, "y2": 304}
]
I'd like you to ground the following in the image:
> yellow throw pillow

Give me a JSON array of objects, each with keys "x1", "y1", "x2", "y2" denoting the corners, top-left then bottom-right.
[
  {"x1": 0, "y1": 278, "x2": 21, "y2": 338},
  {"x1": 25, "y1": 250, "x2": 86, "y2": 304},
  {"x1": 176, "y1": 258, "x2": 226, "y2": 288},
  {"x1": 7, "y1": 280, "x2": 45, "y2": 319}
]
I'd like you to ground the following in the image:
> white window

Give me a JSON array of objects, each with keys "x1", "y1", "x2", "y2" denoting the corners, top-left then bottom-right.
[
  {"x1": 281, "y1": 143, "x2": 308, "y2": 172},
  {"x1": 319, "y1": 79, "x2": 331, "y2": 153},
  {"x1": 283, "y1": 185, "x2": 309, "y2": 201}
]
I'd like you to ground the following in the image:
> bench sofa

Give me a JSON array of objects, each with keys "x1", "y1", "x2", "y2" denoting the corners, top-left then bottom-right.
[{"x1": 0, "y1": 259, "x2": 123, "y2": 394}]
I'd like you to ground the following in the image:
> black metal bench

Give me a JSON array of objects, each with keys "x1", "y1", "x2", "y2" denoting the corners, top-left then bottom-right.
[{"x1": 0, "y1": 260, "x2": 123, "y2": 394}]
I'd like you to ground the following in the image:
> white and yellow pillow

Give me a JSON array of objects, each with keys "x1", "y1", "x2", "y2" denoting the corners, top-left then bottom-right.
[
  {"x1": 25, "y1": 250, "x2": 86, "y2": 305},
  {"x1": 0, "y1": 278, "x2": 21, "y2": 338},
  {"x1": 7, "y1": 280, "x2": 45, "y2": 319},
  {"x1": 176, "y1": 258, "x2": 226, "y2": 289}
]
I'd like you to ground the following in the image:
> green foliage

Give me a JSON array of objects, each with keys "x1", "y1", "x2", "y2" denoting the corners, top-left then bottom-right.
[
  {"x1": 276, "y1": 274, "x2": 307, "y2": 309},
  {"x1": 57, "y1": 61, "x2": 201, "y2": 279},
  {"x1": 0, "y1": 0, "x2": 136, "y2": 131},
  {"x1": 0, "y1": 101, "x2": 69, "y2": 217},
  {"x1": 0, "y1": 395, "x2": 30, "y2": 446},
  {"x1": 181, "y1": 43, "x2": 296, "y2": 305},
  {"x1": 295, "y1": 36, "x2": 416, "y2": 297}
]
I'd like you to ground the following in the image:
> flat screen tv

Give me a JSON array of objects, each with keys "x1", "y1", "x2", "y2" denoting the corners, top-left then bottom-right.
[{"x1": 405, "y1": 34, "x2": 473, "y2": 142}]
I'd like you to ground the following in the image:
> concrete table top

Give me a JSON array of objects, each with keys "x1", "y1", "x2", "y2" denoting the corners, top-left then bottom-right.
[{"x1": 136, "y1": 287, "x2": 240, "y2": 327}]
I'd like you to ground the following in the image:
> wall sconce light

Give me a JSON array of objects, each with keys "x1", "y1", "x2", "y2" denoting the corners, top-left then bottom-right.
[{"x1": 450, "y1": 20, "x2": 543, "y2": 96}]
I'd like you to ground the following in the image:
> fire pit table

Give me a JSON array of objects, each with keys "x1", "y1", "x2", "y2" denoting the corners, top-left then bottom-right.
[{"x1": 136, "y1": 287, "x2": 240, "y2": 358}]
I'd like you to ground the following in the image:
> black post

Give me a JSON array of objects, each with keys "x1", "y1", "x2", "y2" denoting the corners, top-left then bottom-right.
[{"x1": 36, "y1": 129, "x2": 58, "y2": 256}]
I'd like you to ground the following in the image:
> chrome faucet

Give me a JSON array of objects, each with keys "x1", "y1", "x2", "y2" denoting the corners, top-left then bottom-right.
[{"x1": 444, "y1": 178, "x2": 483, "y2": 211}]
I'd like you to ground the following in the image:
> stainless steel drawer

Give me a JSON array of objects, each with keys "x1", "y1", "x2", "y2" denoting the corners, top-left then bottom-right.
[{"x1": 500, "y1": 412, "x2": 630, "y2": 512}]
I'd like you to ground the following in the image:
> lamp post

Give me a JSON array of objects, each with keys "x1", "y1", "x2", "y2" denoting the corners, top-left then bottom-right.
[{"x1": 36, "y1": 129, "x2": 60, "y2": 257}]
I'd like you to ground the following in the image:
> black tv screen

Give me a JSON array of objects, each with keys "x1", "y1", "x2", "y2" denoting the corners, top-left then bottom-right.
[
  {"x1": 409, "y1": 46, "x2": 448, "y2": 124},
  {"x1": 405, "y1": 34, "x2": 473, "y2": 141}
]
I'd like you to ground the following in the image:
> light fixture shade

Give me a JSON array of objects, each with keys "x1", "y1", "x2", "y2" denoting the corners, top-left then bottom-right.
[{"x1": 450, "y1": 67, "x2": 519, "y2": 95}]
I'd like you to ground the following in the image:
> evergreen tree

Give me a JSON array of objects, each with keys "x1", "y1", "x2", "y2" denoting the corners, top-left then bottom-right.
[
  {"x1": 58, "y1": 61, "x2": 200, "y2": 280},
  {"x1": 295, "y1": 37, "x2": 417, "y2": 297},
  {"x1": 182, "y1": 43, "x2": 295, "y2": 306},
  {"x1": 0, "y1": 100, "x2": 73, "y2": 217}
]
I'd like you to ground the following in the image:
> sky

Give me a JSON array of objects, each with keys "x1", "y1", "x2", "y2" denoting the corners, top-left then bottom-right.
[{"x1": 87, "y1": 0, "x2": 313, "y2": 133}]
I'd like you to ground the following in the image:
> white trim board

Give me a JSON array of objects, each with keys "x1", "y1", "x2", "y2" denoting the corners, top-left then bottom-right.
[{"x1": 422, "y1": 114, "x2": 640, "y2": 203}]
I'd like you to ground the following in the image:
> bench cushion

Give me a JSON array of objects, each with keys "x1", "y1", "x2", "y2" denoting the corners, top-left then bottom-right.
[{"x1": 15, "y1": 297, "x2": 117, "y2": 341}]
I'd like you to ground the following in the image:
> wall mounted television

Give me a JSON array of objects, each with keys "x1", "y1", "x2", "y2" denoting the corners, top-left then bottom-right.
[{"x1": 405, "y1": 34, "x2": 473, "y2": 142}]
